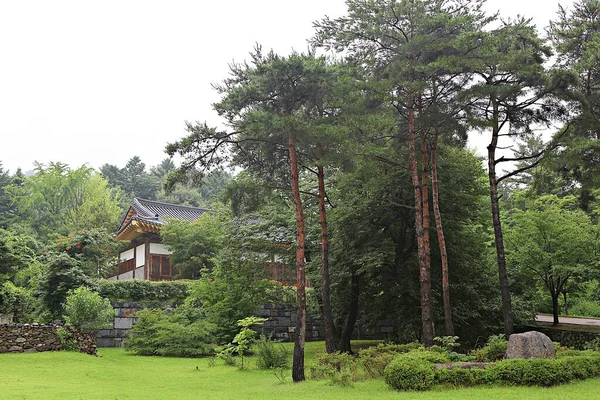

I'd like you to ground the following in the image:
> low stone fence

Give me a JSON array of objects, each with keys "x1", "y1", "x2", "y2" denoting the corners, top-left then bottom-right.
[
  {"x1": 0, "y1": 324, "x2": 97, "y2": 355},
  {"x1": 97, "y1": 302, "x2": 138, "y2": 348}
]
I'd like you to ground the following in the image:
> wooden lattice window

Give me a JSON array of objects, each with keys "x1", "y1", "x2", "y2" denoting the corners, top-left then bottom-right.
[{"x1": 150, "y1": 255, "x2": 172, "y2": 280}]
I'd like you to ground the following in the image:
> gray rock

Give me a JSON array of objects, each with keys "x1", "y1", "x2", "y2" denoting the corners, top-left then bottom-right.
[
  {"x1": 15, "y1": 337, "x2": 26, "y2": 343},
  {"x1": 505, "y1": 331, "x2": 555, "y2": 359},
  {"x1": 8, "y1": 346, "x2": 23, "y2": 352}
]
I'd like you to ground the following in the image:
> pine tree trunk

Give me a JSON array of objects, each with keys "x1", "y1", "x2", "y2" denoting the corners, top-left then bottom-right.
[
  {"x1": 289, "y1": 133, "x2": 307, "y2": 382},
  {"x1": 432, "y1": 127, "x2": 454, "y2": 336},
  {"x1": 317, "y1": 144, "x2": 337, "y2": 354},
  {"x1": 488, "y1": 100, "x2": 514, "y2": 336},
  {"x1": 408, "y1": 91, "x2": 434, "y2": 347},
  {"x1": 418, "y1": 96, "x2": 434, "y2": 345}
]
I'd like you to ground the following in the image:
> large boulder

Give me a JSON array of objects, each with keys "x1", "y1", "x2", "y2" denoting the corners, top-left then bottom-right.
[{"x1": 505, "y1": 331, "x2": 555, "y2": 359}]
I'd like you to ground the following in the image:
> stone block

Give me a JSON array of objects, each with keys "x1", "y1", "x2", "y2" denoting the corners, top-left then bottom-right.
[
  {"x1": 15, "y1": 337, "x2": 26, "y2": 343},
  {"x1": 114, "y1": 318, "x2": 134, "y2": 330},
  {"x1": 8, "y1": 346, "x2": 23, "y2": 352}
]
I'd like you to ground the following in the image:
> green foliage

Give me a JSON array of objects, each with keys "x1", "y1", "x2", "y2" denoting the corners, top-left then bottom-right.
[
  {"x1": 434, "y1": 336, "x2": 460, "y2": 352},
  {"x1": 101, "y1": 156, "x2": 160, "y2": 202},
  {"x1": 0, "y1": 281, "x2": 36, "y2": 322},
  {"x1": 91, "y1": 279, "x2": 192, "y2": 304},
  {"x1": 435, "y1": 367, "x2": 489, "y2": 387},
  {"x1": 384, "y1": 354, "x2": 435, "y2": 391},
  {"x1": 0, "y1": 229, "x2": 40, "y2": 279},
  {"x1": 471, "y1": 334, "x2": 508, "y2": 362},
  {"x1": 160, "y1": 212, "x2": 224, "y2": 279},
  {"x1": 8, "y1": 162, "x2": 121, "y2": 238},
  {"x1": 187, "y1": 249, "x2": 273, "y2": 343},
  {"x1": 255, "y1": 334, "x2": 291, "y2": 370},
  {"x1": 217, "y1": 344, "x2": 237, "y2": 366},
  {"x1": 505, "y1": 195, "x2": 599, "y2": 320},
  {"x1": 55, "y1": 327, "x2": 78, "y2": 351},
  {"x1": 310, "y1": 352, "x2": 359, "y2": 386},
  {"x1": 38, "y1": 253, "x2": 89, "y2": 318},
  {"x1": 125, "y1": 305, "x2": 216, "y2": 357},
  {"x1": 489, "y1": 358, "x2": 569, "y2": 386},
  {"x1": 63, "y1": 287, "x2": 113, "y2": 331},
  {"x1": 571, "y1": 300, "x2": 600, "y2": 318},
  {"x1": 232, "y1": 316, "x2": 266, "y2": 369},
  {"x1": 55, "y1": 228, "x2": 118, "y2": 277}
]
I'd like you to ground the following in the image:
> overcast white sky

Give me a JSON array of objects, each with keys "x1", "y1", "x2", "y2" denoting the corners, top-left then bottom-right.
[{"x1": 0, "y1": 0, "x2": 574, "y2": 173}]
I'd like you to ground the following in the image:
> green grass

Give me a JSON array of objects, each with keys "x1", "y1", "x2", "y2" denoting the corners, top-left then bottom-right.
[{"x1": 1, "y1": 342, "x2": 600, "y2": 399}]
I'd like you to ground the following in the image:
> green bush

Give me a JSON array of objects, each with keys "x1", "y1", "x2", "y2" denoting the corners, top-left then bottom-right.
[
  {"x1": 384, "y1": 355, "x2": 435, "y2": 391},
  {"x1": 435, "y1": 366, "x2": 489, "y2": 387},
  {"x1": 255, "y1": 335, "x2": 290, "y2": 370},
  {"x1": 63, "y1": 287, "x2": 114, "y2": 331},
  {"x1": 91, "y1": 279, "x2": 191, "y2": 304},
  {"x1": 488, "y1": 358, "x2": 568, "y2": 386},
  {"x1": 472, "y1": 334, "x2": 507, "y2": 362},
  {"x1": 570, "y1": 300, "x2": 600, "y2": 318},
  {"x1": 55, "y1": 327, "x2": 78, "y2": 351},
  {"x1": 125, "y1": 305, "x2": 216, "y2": 357},
  {"x1": 310, "y1": 352, "x2": 359, "y2": 383},
  {"x1": 0, "y1": 281, "x2": 36, "y2": 322}
]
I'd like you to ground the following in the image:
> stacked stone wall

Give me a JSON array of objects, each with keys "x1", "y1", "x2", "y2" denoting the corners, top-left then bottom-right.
[
  {"x1": 97, "y1": 302, "x2": 395, "y2": 347},
  {"x1": 96, "y1": 302, "x2": 138, "y2": 348},
  {"x1": 533, "y1": 327, "x2": 600, "y2": 350},
  {"x1": 0, "y1": 324, "x2": 97, "y2": 355}
]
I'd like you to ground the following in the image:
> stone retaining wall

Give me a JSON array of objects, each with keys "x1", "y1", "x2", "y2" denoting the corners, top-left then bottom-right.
[
  {"x1": 534, "y1": 327, "x2": 600, "y2": 350},
  {"x1": 98, "y1": 302, "x2": 395, "y2": 347},
  {"x1": 0, "y1": 324, "x2": 97, "y2": 355}
]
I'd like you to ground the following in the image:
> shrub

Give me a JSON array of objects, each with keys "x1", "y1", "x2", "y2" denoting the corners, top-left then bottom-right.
[
  {"x1": 55, "y1": 327, "x2": 78, "y2": 351},
  {"x1": 255, "y1": 335, "x2": 290, "y2": 370},
  {"x1": 125, "y1": 305, "x2": 216, "y2": 357},
  {"x1": 233, "y1": 316, "x2": 266, "y2": 369},
  {"x1": 0, "y1": 281, "x2": 36, "y2": 323},
  {"x1": 91, "y1": 279, "x2": 191, "y2": 304},
  {"x1": 384, "y1": 355, "x2": 435, "y2": 391},
  {"x1": 570, "y1": 300, "x2": 600, "y2": 318},
  {"x1": 435, "y1": 366, "x2": 489, "y2": 387},
  {"x1": 63, "y1": 286, "x2": 113, "y2": 331},
  {"x1": 488, "y1": 358, "x2": 568, "y2": 386},
  {"x1": 310, "y1": 352, "x2": 359, "y2": 383},
  {"x1": 472, "y1": 334, "x2": 507, "y2": 362}
]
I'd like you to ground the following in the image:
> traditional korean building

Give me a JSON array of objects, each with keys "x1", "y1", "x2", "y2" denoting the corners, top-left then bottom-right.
[{"x1": 109, "y1": 198, "x2": 208, "y2": 281}]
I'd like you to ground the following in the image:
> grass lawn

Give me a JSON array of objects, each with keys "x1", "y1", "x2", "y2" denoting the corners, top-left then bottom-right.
[{"x1": 1, "y1": 342, "x2": 599, "y2": 399}]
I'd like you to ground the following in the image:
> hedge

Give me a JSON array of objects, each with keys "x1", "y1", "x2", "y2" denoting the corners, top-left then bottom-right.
[
  {"x1": 89, "y1": 279, "x2": 192, "y2": 303},
  {"x1": 385, "y1": 352, "x2": 600, "y2": 391}
]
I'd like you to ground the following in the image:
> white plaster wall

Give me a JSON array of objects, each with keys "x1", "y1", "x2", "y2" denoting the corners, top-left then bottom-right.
[
  {"x1": 149, "y1": 243, "x2": 171, "y2": 255},
  {"x1": 136, "y1": 244, "x2": 145, "y2": 267},
  {"x1": 134, "y1": 267, "x2": 144, "y2": 280},
  {"x1": 120, "y1": 249, "x2": 134, "y2": 261},
  {"x1": 119, "y1": 270, "x2": 134, "y2": 280}
]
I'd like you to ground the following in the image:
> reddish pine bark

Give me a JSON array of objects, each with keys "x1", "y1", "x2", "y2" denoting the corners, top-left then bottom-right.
[
  {"x1": 432, "y1": 127, "x2": 453, "y2": 335},
  {"x1": 289, "y1": 133, "x2": 307, "y2": 382},
  {"x1": 317, "y1": 144, "x2": 336, "y2": 354},
  {"x1": 409, "y1": 92, "x2": 434, "y2": 347}
]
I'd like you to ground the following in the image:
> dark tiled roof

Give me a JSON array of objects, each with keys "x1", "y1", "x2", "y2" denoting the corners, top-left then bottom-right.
[
  {"x1": 131, "y1": 198, "x2": 208, "y2": 225},
  {"x1": 116, "y1": 198, "x2": 209, "y2": 239}
]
